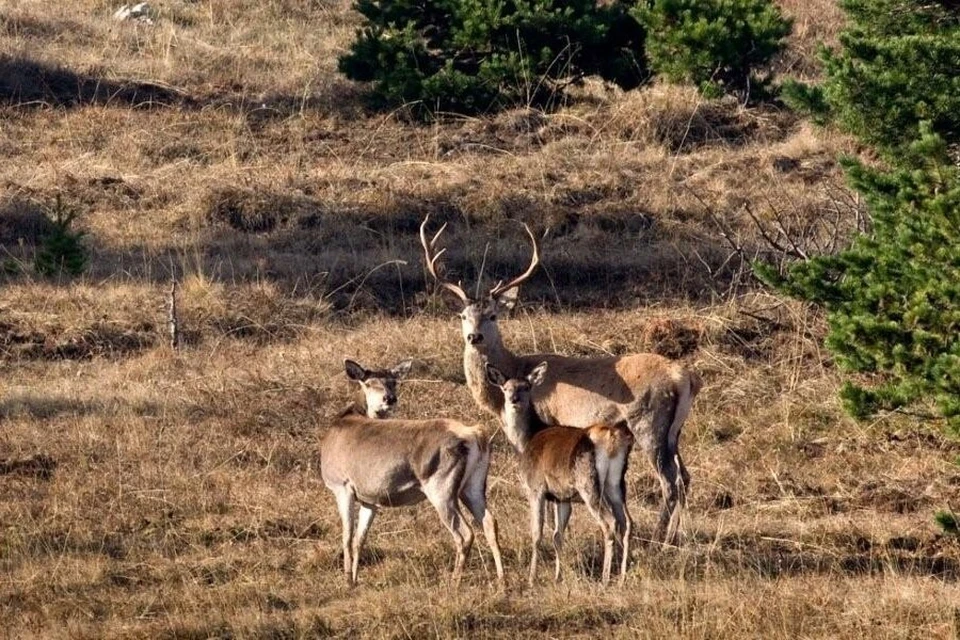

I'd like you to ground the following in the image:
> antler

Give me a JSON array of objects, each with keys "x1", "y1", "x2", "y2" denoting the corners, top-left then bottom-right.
[
  {"x1": 488, "y1": 223, "x2": 540, "y2": 298},
  {"x1": 419, "y1": 215, "x2": 469, "y2": 302}
]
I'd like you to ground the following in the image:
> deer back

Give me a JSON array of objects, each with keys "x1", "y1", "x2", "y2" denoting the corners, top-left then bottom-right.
[
  {"x1": 518, "y1": 352, "x2": 692, "y2": 431},
  {"x1": 321, "y1": 416, "x2": 485, "y2": 505},
  {"x1": 584, "y1": 421, "x2": 635, "y2": 458}
]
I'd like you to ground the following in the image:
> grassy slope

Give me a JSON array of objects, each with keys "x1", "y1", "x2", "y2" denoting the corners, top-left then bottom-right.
[{"x1": 2, "y1": 1, "x2": 959, "y2": 638}]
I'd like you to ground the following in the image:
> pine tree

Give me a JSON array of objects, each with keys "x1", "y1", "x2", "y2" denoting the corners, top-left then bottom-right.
[
  {"x1": 757, "y1": 128, "x2": 960, "y2": 432},
  {"x1": 633, "y1": 0, "x2": 792, "y2": 99},
  {"x1": 783, "y1": 0, "x2": 960, "y2": 158},
  {"x1": 338, "y1": 0, "x2": 646, "y2": 118},
  {"x1": 760, "y1": 0, "x2": 960, "y2": 432},
  {"x1": 34, "y1": 196, "x2": 88, "y2": 277}
]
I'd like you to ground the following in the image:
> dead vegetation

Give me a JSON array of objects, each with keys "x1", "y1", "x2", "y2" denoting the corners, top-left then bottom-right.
[{"x1": 1, "y1": 0, "x2": 958, "y2": 638}]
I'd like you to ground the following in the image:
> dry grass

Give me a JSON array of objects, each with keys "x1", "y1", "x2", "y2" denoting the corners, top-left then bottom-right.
[
  {"x1": 2, "y1": 1, "x2": 959, "y2": 638},
  {"x1": 775, "y1": 0, "x2": 847, "y2": 79},
  {"x1": 3, "y1": 302, "x2": 959, "y2": 638}
]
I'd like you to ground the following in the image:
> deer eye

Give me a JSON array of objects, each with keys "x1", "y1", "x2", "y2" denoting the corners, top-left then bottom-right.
[{"x1": 488, "y1": 314, "x2": 497, "y2": 322}]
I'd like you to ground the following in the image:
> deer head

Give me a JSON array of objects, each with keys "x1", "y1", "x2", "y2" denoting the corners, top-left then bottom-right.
[
  {"x1": 484, "y1": 361, "x2": 548, "y2": 452},
  {"x1": 484, "y1": 361, "x2": 548, "y2": 409},
  {"x1": 419, "y1": 216, "x2": 539, "y2": 351},
  {"x1": 344, "y1": 358, "x2": 413, "y2": 419}
]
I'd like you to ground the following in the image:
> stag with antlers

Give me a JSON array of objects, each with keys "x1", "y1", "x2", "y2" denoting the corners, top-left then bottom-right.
[{"x1": 420, "y1": 216, "x2": 701, "y2": 545}]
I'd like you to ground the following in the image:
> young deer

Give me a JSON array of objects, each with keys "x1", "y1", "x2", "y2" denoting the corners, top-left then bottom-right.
[
  {"x1": 321, "y1": 359, "x2": 504, "y2": 586},
  {"x1": 486, "y1": 362, "x2": 634, "y2": 586},
  {"x1": 420, "y1": 216, "x2": 700, "y2": 545}
]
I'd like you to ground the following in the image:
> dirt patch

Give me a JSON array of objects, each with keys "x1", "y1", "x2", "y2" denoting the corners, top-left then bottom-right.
[
  {"x1": 640, "y1": 317, "x2": 703, "y2": 358},
  {"x1": 856, "y1": 481, "x2": 929, "y2": 514}
]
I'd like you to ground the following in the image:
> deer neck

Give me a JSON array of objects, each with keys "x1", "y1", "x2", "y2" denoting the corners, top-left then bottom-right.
[
  {"x1": 500, "y1": 403, "x2": 535, "y2": 454},
  {"x1": 464, "y1": 340, "x2": 519, "y2": 419}
]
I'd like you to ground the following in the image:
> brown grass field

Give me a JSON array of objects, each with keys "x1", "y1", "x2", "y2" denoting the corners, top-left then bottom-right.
[{"x1": 2, "y1": 1, "x2": 959, "y2": 637}]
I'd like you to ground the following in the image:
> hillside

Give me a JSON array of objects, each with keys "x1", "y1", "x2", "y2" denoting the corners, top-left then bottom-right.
[{"x1": 1, "y1": 1, "x2": 959, "y2": 638}]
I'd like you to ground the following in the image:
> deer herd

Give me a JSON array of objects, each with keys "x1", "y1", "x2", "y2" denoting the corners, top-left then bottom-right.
[{"x1": 320, "y1": 216, "x2": 702, "y2": 587}]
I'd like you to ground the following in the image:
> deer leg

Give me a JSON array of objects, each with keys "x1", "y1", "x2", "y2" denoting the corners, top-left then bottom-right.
[
  {"x1": 528, "y1": 491, "x2": 546, "y2": 586},
  {"x1": 459, "y1": 460, "x2": 504, "y2": 582},
  {"x1": 426, "y1": 463, "x2": 472, "y2": 585},
  {"x1": 604, "y1": 479, "x2": 631, "y2": 583},
  {"x1": 351, "y1": 504, "x2": 376, "y2": 585},
  {"x1": 577, "y1": 467, "x2": 615, "y2": 586},
  {"x1": 552, "y1": 501, "x2": 572, "y2": 583},
  {"x1": 677, "y1": 452, "x2": 690, "y2": 507},
  {"x1": 430, "y1": 495, "x2": 472, "y2": 585},
  {"x1": 651, "y1": 448, "x2": 682, "y2": 546},
  {"x1": 332, "y1": 486, "x2": 356, "y2": 585},
  {"x1": 620, "y1": 503, "x2": 632, "y2": 584}
]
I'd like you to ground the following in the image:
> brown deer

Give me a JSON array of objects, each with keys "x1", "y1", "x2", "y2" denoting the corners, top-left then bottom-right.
[
  {"x1": 420, "y1": 216, "x2": 701, "y2": 545},
  {"x1": 321, "y1": 359, "x2": 504, "y2": 585},
  {"x1": 486, "y1": 361, "x2": 634, "y2": 585}
]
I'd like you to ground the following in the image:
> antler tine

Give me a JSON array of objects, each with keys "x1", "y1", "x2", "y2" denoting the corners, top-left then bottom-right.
[
  {"x1": 430, "y1": 222, "x2": 448, "y2": 249},
  {"x1": 428, "y1": 246, "x2": 447, "y2": 268},
  {"x1": 489, "y1": 222, "x2": 540, "y2": 298},
  {"x1": 419, "y1": 215, "x2": 469, "y2": 301},
  {"x1": 419, "y1": 215, "x2": 443, "y2": 280}
]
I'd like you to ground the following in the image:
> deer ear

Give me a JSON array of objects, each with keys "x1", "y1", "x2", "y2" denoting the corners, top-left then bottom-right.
[
  {"x1": 344, "y1": 359, "x2": 368, "y2": 382},
  {"x1": 391, "y1": 360, "x2": 413, "y2": 379},
  {"x1": 527, "y1": 361, "x2": 548, "y2": 387},
  {"x1": 485, "y1": 363, "x2": 507, "y2": 387},
  {"x1": 494, "y1": 287, "x2": 519, "y2": 312}
]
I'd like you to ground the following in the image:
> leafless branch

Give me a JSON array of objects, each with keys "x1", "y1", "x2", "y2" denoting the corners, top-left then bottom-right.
[{"x1": 744, "y1": 204, "x2": 808, "y2": 260}]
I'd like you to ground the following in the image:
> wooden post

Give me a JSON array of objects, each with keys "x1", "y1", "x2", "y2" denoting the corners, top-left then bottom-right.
[{"x1": 168, "y1": 279, "x2": 179, "y2": 350}]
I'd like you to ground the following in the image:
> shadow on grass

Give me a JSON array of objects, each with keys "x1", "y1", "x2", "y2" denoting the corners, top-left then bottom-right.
[
  {"x1": 0, "y1": 54, "x2": 365, "y2": 120},
  {"x1": 635, "y1": 532, "x2": 960, "y2": 582},
  {"x1": 3, "y1": 186, "x2": 744, "y2": 315},
  {"x1": 0, "y1": 318, "x2": 159, "y2": 361},
  {"x1": 0, "y1": 198, "x2": 53, "y2": 245},
  {"x1": 0, "y1": 54, "x2": 193, "y2": 109},
  {"x1": 0, "y1": 50, "x2": 758, "y2": 314},
  {"x1": 0, "y1": 393, "x2": 163, "y2": 419},
  {"x1": 0, "y1": 454, "x2": 57, "y2": 480}
]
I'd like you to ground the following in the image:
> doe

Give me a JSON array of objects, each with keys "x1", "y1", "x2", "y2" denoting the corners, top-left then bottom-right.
[{"x1": 321, "y1": 358, "x2": 504, "y2": 585}]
